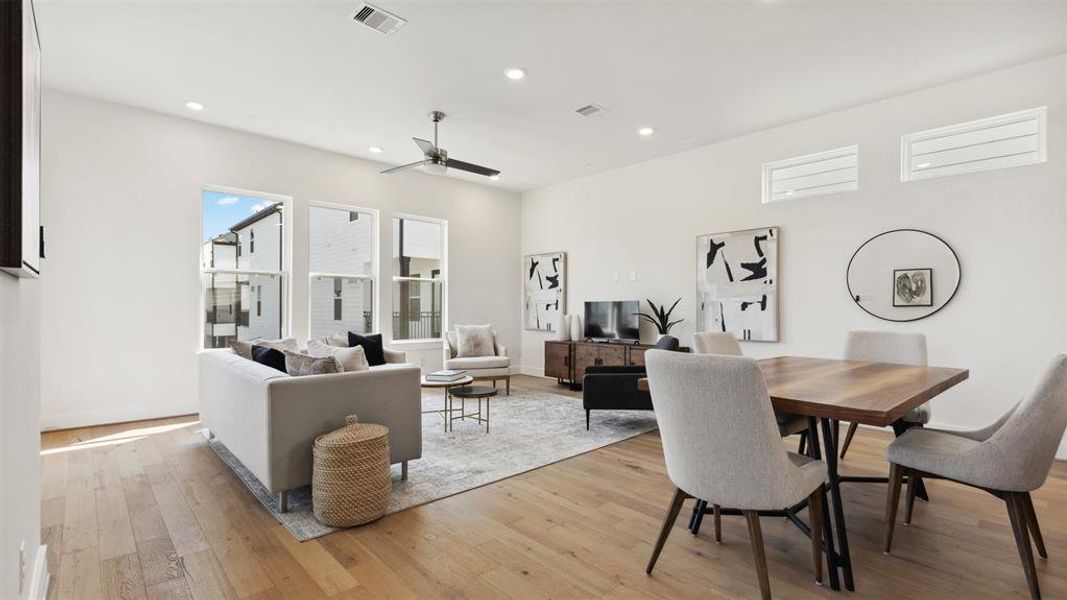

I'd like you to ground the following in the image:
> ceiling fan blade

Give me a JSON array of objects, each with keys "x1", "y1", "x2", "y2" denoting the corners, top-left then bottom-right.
[
  {"x1": 380, "y1": 159, "x2": 427, "y2": 175},
  {"x1": 445, "y1": 158, "x2": 500, "y2": 177},
  {"x1": 412, "y1": 137, "x2": 437, "y2": 155}
]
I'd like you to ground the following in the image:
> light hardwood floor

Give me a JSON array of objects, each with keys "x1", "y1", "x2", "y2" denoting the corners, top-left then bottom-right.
[{"x1": 41, "y1": 375, "x2": 1067, "y2": 599}]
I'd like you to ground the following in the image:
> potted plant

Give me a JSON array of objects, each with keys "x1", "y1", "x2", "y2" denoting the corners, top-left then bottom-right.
[{"x1": 636, "y1": 298, "x2": 684, "y2": 343}]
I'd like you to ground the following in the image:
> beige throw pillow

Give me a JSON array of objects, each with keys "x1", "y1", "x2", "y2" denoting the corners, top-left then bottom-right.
[
  {"x1": 252, "y1": 337, "x2": 299, "y2": 352},
  {"x1": 456, "y1": 324, "x2": 496, "y2": 358},
  {"x1": 283, "y1": 350, "x2": 339, "y2": 376},
  {"x1": 307, "y1": 340, "x2": 370, "y2": 372},
  {"x1": 230, "y1": 340, "x2": 253, "y2": 360},
  {"x1": 318, "y1": 334, "x2": 349, "y2": 348}
]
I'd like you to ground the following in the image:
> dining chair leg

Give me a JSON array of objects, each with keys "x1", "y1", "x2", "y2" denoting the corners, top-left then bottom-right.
[
  {"x1": 1005, "y1": 492, "x2": 1041, "y2": 600},
  {"x1": 713, "y1": 504, "x2": 722, "y2": 543},
  {"x1": 646, "y1": 487, "x2": 690, "y2": 575},
  {"x1": 743, "y1": 510, "x2": 773, "y2": 600},
  {"x1": 884, "y1": 463, "x2": 903, "y2": 553},
  {"x1": 808, "y1": 488, "x2": 824, "y2": 585},
  {"x1": 839, "y1": 422, "x2": 859, "y2": 459},
  {"x1": 687, "y1": 495, "x2": 704, "y2": 531},
  {"x1": 1021, "y1": 492, "x2": 1048, "y2": 559},
  {"x1": 904, "y1": 471, "x2": 918, "y2": 525}
]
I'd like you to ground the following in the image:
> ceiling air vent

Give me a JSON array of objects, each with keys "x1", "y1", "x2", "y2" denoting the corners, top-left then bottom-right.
[
  {"x1": 901, "y1": 107, "x2": 1046, "y2": 182},
  {"x1": 575, "y1": 104, "x2": 609, "y2": 117},
  {"x1": 350, "y1": 3, "x2": 407, "y2": 35},
  {"x1": 761, "y1": 145, "x2": 858, "y2": 204}
]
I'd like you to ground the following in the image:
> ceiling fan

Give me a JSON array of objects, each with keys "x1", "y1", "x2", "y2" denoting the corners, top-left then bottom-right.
[{"x1": 380, "y1": 111, "x2": 500, "y2": 178}]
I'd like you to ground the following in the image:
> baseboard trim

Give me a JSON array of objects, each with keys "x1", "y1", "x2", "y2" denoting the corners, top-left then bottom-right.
[
  {"x1": 41, "y1": 401, "x2": 199, "y2": 431},
  {"x1": 28, "y1": 545, "x2": 48, "y2": 600}
]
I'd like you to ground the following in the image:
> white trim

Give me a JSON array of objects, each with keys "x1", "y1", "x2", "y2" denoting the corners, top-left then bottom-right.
[
  {"x1": 40, "y1": 400, "x2": 198, "y2": 431},
  {"x1": 900, "y1": 106, "x2": 1047, "y2": 182},
  {"x1": 27, "y1": 545, "x2": 48, "y2": 600},
  {"x1": 761, "y1": 145, "x2": 858, "y2": 204}
]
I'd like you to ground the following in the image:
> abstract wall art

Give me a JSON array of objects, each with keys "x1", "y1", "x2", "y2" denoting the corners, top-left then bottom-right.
[
  {"x1": 893, "y1": 268, "x2": 933, "y2": 307},
  {"x1": 696, "y1": 227, "x2": 778, "y2": 342},
  {"x1": 524, "y1": 251, "x2": 566, "y2": 331}
]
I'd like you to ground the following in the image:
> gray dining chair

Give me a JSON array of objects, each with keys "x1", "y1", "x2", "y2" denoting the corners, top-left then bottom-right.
[
  {"x1": 644, "y1": 351, "x2": 827, "y2": 600},
  {"x1": 839, "y1": 331, "x2": 929, "y2": 459},
  {"x1": 688, "y1": 332, "x2": 808, "y2": 538},
  {"x1": 883, "y1": 354, "x2": 1067, "y2": 600}
]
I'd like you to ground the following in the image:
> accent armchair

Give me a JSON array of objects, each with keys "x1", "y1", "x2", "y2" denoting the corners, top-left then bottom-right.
[{"x1": 443, "y1": 329, "x2": 511, "y2": 394}]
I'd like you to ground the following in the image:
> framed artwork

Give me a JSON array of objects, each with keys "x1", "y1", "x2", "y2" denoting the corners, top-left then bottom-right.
[
  {"x1": 1, "y1": 0, "x2": 42, "y2": 278},
  {"x1": 696, "y1": 227, "x2": 778, "y2": 342},
  {"x1": 893, "y1": 268, "x2": 933, "y2": 307},
  {"x1": 524, "y1": 251, "x2": 565, "y2": 331}
]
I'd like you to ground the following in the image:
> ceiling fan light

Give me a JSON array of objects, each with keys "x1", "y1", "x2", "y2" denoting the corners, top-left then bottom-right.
[{"x1": 424, "y1": 161, "x2": 447, "y2": 175}]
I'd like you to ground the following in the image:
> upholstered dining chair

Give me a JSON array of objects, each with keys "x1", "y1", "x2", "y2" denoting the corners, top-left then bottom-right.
[
  {"x1": 687, "y1": 332, "x2": 808, "y2": 538},
  {"x1": 644, "y1": 351, "x2": 828, "y2": 600},
  {"x1": 839, "y1": 331, "x2": 929, "y2": 459},
  {"x1": 883, "y1": 354, "x2": 1067, "y2": 600}
]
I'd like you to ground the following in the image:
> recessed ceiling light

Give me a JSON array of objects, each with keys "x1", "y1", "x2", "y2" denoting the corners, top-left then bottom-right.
[
  {"x1": 369, "y1": 146, "x2": 383, "y2": 154},
  {"x1": 637, "y1": 126, "x2": 655, "y2": 137},
  {"x1": 185, "y1": 101, "x2": 205, "y2": 111},
  {"x1": 504, "y1": 68, "x2": 526, "y2": 81},
  {"x1": 489, "y1": 175, "x2": 500, "y2": 181}
]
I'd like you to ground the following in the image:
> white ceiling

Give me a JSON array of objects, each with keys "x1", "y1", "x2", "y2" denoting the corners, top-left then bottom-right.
[{"x1": 36, "y1": 1, "x2": 1067, "y2": 192}]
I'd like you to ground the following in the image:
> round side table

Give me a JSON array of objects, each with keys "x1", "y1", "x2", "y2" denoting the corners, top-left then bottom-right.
[
  {"x1": 420, "y1": 375, "x2": 474, "y2": 432},
  {"x1": 448, "y1": 385, "x2": 498, "y2": 433}
]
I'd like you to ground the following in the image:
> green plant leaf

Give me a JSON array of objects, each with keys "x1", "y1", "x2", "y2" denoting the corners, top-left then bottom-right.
[{"x1": 664, "y1": 297, "x2": 682, "y2": 320}]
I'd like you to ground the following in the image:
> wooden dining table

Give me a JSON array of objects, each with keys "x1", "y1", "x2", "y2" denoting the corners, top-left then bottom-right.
[{"x1": 637, "y1": 355, "x2": 969, "y2": 592}]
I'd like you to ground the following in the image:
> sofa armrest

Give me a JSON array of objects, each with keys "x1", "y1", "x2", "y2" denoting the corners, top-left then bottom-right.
[
  {"x1": 266, "y1": 366, "x2": 422, "y2": 492},
  {"x1": 383, "y1": 348, "x2": 407, "y2": 364}
]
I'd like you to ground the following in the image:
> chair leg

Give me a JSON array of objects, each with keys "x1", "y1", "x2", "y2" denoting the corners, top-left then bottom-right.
[
  {"x1": 713, "y1": 504, "x2": 722, "y2": 543},
  {"x1": 586, "y1": 410, "x2": 590, "y2": 430},
  {"x1": 506, "y1": 376, "x2": 511, "y2": 395},
  {"x1": 809, "y1": 488, "x2": 824, "y2": 585},
  {"x1": 1005, "y1": 492, "x2": 1041, "y2": 600},
  {"x1": 691, "y1": 500, "x2": 706, "y2": 535},
  {"x1": 1021, "y1": 492, "x2": 1048, "y2": 559},
  {"x1": 401, "y1": 461, "x2": 409, "y2": 481},
  {"x1": 797, "y1": 431, "x2": 807, "y2": 455},
  {"x1": 277, "y1": 490, "x2": 289, "y2": 513},
  {"x1": 839, "y1": 422, "x2": 859, "y2": 459},
  {"x1": 884, "y1": 463, "x2": 904, "y2": 553},
  {"x1": 743, "y1": 510, "x2": 772, "y2": 600},
  {"x1": 646, "y1": 487, "x2": 689, "y2": 575},
  {"x1": 904, "y1": 471, "x2": 918, "y2": 525}
]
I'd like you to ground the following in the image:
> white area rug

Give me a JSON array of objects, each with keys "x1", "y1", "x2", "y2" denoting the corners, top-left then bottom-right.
[{"x1": 208, "y1": 387, "x2": 658, "y2": 541}]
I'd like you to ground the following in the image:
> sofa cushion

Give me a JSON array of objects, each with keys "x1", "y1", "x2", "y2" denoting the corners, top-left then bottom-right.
[
  {"x1": 252, "y1": 337, "x2": 299, "y2": 352},
  {"x1": 318, "y1": 333, "x2": 349, "y2": 348},
  {"x1": 251, "y1": 345, "x2": 287, "y2": 373},
  {"x1": 284, "y1": 350, "x2": 340, "y2": 376},
  {"x1": 456, "y1": 324, "x2": 495, "y2": 358},
  {"x1": 230, "y1": 340, "x2": 254, "y2": 360},
  {"x1": 348, "y1": 332, "x2": 386, "y2": 366},
  {"x1": 444, "y1": 355, "x2": 510, "y2": 370},
  {"x1": 308, "y1": 340, "x2": 369, "y2": 372}
]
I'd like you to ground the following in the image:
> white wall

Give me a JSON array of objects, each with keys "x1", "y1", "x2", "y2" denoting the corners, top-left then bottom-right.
[
  {"x1": 0, "y1": 275, "x2": 42, "y2": 599},
  {"x1": 521, "y1": 56, "x2": 1067, "y2": 454},
  {"x1": 40, "y1": 90, "x2": 521, "y2": 429}
]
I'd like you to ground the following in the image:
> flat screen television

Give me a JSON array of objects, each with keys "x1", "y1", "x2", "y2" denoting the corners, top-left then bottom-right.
[{"x1": 584, "y1": 300, "x2": 640, "y2": 342}]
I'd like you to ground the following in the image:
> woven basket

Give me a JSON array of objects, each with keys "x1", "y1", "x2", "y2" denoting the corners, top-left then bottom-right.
[{"x1": 312, "y1": 415, "x2": 391, "y2": 527}]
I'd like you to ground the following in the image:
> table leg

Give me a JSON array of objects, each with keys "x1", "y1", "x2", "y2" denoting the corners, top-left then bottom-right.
[
  {"x1": 486, "y1": 396, "x2": 490, "y2": 433},
  {"x1": 820, "y1": 417, "x2": 855, "y2": 591},
  {"x1": 443, "y1": 387, "x2": 449, "y2": 432},
  {"x1": 806, "y1": 417, "x2": 840, "y2": 591}
]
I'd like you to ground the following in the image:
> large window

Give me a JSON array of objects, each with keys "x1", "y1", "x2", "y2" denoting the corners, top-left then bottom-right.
[
  {"x1": 201, "y1": 189, "x2": 286, "y2": 348},
  {"x1": 309, "y1": 205, "x2": 375, "y2": 340},
  {"x1": 392, "y1": 216, "x2": 443, "y2": 340}
]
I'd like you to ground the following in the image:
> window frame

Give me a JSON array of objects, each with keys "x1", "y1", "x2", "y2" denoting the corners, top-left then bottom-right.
[
  {"x1": 199, "y1": 184, "x2": 292, "y2": 349},
  {"x1": 391, "y1": 213, "x2": 447, "y2": 343},
  {"x1": 307, "y1": 201, "x2": 379, "y2": 340}
]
